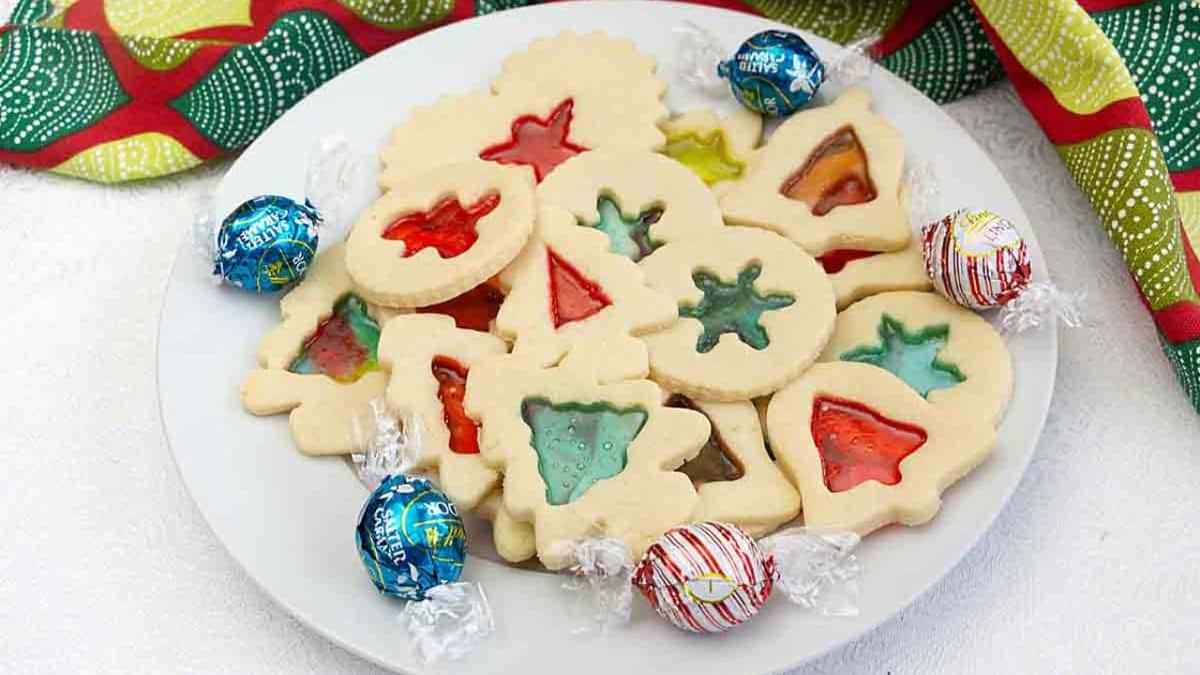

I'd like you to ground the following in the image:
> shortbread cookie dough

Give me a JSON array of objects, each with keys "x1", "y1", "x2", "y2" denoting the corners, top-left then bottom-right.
[
  {"x1": 380, "y1": 31, "x2": 666, "y2": 186},
  {"x1": 347, "y1": 160, "x2": 535, "y2": 308},
  {"x1": 720, "y1": 88, "x2": 909, "y2": 255},
  {"x1": 241, "y1": 243, "x2": 388, "y2": 456},
  {"x1": 666, "y1": 395, "x2": 800, "y2": 536},
  {"x1": 475, "y1": 490, "x2": 538, "y2": 564},
  {"x1": 377, "y1": 314, "x2": 509, "y2": 510},
  {"x1": 820, "y1": 291, "x2": 1013, "y2": 425},
  {"x1": 464, "y1": 351, "x2": 711, "y2": 569},
  {"x1": 660, "y1": 107, "x2": 761, "y2": 195},
  {"x1": 495, "y1": 205, "x2": 677, "y2": 364},
  {"x1": 639, "y1": 227, "x2": 836, "y2": 401},
  {"x1": 536, "y1": 149, "x2": 723, "y2": 262},
  {"x1": 766, "y1": 362, "x2": 996, "y2": 535},
  {"x1": 822, "y1": 235, "x2": 932, "y2": 310}
]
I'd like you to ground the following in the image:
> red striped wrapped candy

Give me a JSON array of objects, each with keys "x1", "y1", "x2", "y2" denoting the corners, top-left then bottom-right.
[
  {"x1": 922, "y1": 208, "x2": 1032, "y2": 310},
  {"x1": 632, "y1": 522, "x2": 776, "y2": 633}
]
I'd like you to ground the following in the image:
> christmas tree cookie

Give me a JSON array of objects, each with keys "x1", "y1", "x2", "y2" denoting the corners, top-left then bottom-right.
[
  {"x1": 766, "y1": 361, "x2": 996, "y2": 535},
  {"x1": 536, "y1": 149, "x2": 723, "y2": 262},
  {"x1": 639, "y1": 227, "x2": 836, "y2": 401},
  {"x1": 377, "y1": 314, "x2": 509, "y2": 510},
  {"x1": 660, "y1": 107, "x2": 762, "y2": 195},
  {"x1": 346, "y1": 160, "x2": 535, "y2": 308},
  {"x1": 379, "y1": 31, "x2": 666, "y2": 187},
  {"x1": 666, "y1": 395, "x2": 800, "y2": 536},
  {"x1": 820, "y1": 291, "x2": 1013, "y2": 425},
  {"x1": 720, "y1": 88, "x2": 910, "y2": 255},
  {"x1": 241, "y1": 243, "x2": 389, "y2": 456},
  {"x1": 495, "y1": 205, "x2": 678, "y2": 369},
  {"x1": 463, "y1": 350, "x2": 711, "y2": 569}
]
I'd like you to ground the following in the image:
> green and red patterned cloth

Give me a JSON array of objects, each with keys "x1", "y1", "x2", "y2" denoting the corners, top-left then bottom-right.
[{"x1": 2, "y1": 0, "x2": 1198, "y2": 411}]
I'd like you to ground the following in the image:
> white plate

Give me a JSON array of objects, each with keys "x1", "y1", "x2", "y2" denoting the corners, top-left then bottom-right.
[{"x1": 157, "y1": 3, "x2": 1057, "y2": 673}]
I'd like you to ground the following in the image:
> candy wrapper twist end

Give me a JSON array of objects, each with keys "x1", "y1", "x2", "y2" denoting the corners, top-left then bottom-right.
[
  {"x1": 555, "y1": 537, "x2": 634, "y2": 634},
  {"x1": 763, "y1": 528, "x2": 863, "y2": 617},
  {"x1": 400, "y1": 582, "x2": 495, "y2": 666},
  {"x1": 304, "y1": 133, "x2": 363, "y2": 245},
  {"x1": 672, "y1": 21, "x2": 729, "y2": 96},
  {"x1": 999, "y1": 281, "x2": 1086, "y2": 334},
  {"x1": 352, "y1": 398, "x2": 427, "y2": 489},
  {"x1": 825, "y1": 34, "x2": 881, "y2": 86}
]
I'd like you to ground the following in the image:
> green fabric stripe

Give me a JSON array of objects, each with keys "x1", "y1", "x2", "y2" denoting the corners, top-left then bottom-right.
[
  {"x1": 8, "y1": 0, "x2": 53, "y2": 24},
  {"x1": 743, "y1": 0, "x2": 909, "y2": 44},
  {"x1": 1162, "y1": 333, "x2": 1200, "y2": 410},
  {"x1": 881, "y1": 0, "x2": 1004, "y2": 103},
  {"x1": 476, "y1": 0, "x2": 536, "y2": 15}
]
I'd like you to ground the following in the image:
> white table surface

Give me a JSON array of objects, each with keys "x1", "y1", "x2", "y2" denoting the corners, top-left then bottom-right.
[{"x1": 1, "y1": 36, "x2": 1199, "y2": 670}]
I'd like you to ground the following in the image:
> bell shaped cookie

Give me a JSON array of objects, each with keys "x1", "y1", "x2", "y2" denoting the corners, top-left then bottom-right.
[
  {"x1": 820, "y1": 291, "x2": 1013, "y2": 425},
  {"x1": 536, "y1": 149, "x2": 723, "y2": 262},
  {"x1": 721, "y1": 88, "x2": 909, "y2": 255},
  {"x1": 766, "y1": 361, "x2": 996, "y2": 535},
  {"x1": 660, "y1": 107, "x2": 762, "y2": 195},
  {"x1": 240, "y1": 243, "x2": 389, "y2": 456}
]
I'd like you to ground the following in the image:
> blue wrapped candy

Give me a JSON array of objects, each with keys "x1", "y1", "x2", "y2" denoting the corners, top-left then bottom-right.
[
  {"x1": 717, "y1": 30, "x2": 825, "y2": 117},
  {"x1": 356, "y1": 474, "x2": 467, "y2": 601},
  {"x1": 213, "y1": 195, "x2": 320, "y2": 293}
]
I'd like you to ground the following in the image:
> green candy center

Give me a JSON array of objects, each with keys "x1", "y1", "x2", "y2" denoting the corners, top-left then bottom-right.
[
  {"x1": 584, "y1": 195, "x2": 663, "y2": 262},
  {"x1": 680, "y1": 264, "x2": 795, "y2": 353},
  {"x1": 839, "y1": 314, "x2": 966, "y2": 397}
]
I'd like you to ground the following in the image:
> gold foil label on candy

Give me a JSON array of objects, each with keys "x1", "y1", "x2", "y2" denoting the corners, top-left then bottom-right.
[
  {"x1": 951, "y1": 209, "x2": 1023, "y2": 258},
  {"x1": 683, "y1": 573, "x2": 738, "y2": 604}
]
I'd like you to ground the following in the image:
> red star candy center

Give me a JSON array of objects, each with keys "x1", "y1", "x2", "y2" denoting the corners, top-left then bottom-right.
[{"x1": 479, "y1": 99, "x2": 588, "y2": 182}]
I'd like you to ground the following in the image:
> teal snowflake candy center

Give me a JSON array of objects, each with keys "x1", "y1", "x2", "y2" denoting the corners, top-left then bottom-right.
[
  {"x1": 520, "y1": 398, "x2": 648, "y2": 506},
  {"x1": 679, "y1": 264, "x2": 795, "y2": 353},
  {"x1": 839, "y1": 314, "x2": 966, "y2": 397},
  {"x1": 584, "y1": 195, "x2": 663, "y2": 262}
]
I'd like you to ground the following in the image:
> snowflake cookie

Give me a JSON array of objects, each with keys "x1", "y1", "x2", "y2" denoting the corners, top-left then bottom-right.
[
  {"x1": 666, "y1": 395, "x2": 800, "y2": 537},
  {"x1": 475, "y1": 490, "x2": 537, "y2": 564},
  {"x1": 720, "y1": 88, "x2": 909, "y2": 255},
  {"x1": 379, "y1": 31, "x2": 666, "y2": 187},
  {"x1": 240, "y1": 243, "x2": 389, "y2": 456},
  {"x1": 463, "y1": 351, "x2": 711, "y2": 569},
  {"x1": 766, "y1": 361, "x2": 996, "y2": 535},
  {"x1": 820, "y1": 291, "x2": 1013, "y2": 426},
  {"x1": 495, "y1": 205, "x2": 677, "y2": 367},
  {"x1": 639, "y1": 227, "x2": 836, "y2": 401},
  {"x1": 346, "y1": 160, "x2": 535, "y2": 308},
  {"x1": 536, "y1": 149, "x2": 724, "y2": 262},
  {"x1": 660, "y1": 107, "x2": 762, "y2": 195},
  {"x1": 377, "y1": 314, "x2": 509, "y2": 510}
]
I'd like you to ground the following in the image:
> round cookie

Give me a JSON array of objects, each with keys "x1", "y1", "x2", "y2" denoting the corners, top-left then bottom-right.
[
  {"x1": 819, "y1": 291, "x2": 1013, "y2": 426},
  {"x1": 379, "y1": 31, "x2": 666, "y2": 187},
  {"x1": 660, "y1": 107, "x2": 762, "y2": 196},
  {"x1": 536, "y1": 149, "x2": 723, "y2": 263},
  {"x1": 720, "y1": 88, "x2": 910, "y2": 255},
  {"x1": 241, "y1": 243, "x2": 389, "y2": 456},
  {"x1": 639, "y1": 227, "x2": 836, "y2": 402},
  {"x1": 346, "y1": 160, "x2": 535, "y2": 308},
  {"x1": 766, "y1": 361, "x2": 996, "y2": 535}
]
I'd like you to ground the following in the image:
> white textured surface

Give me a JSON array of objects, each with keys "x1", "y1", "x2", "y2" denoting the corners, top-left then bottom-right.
[{"x1": 2, "y1": 79, "x2": 1200, "y2": 673}]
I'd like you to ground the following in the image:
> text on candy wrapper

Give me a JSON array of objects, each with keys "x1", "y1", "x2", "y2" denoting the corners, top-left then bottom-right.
[
  {"x1": 235, "y1": 217, "x2": 291, "y2": 250},
  {"x1": 736, "y1": 51, "x2": 785, "y2": 75}
]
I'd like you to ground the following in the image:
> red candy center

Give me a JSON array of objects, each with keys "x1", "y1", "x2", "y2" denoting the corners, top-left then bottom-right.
[
  {"x1": 431, "y1": 356, "x2": 480, "y2": 455},
  {"x1": 382, "y1": 192, "x2": 500, "y2": 258},
  {"x1": 479, "y1": 99, "x2": 587, "y2": 182},
  {"x1": 547, "y1": 248, "x2": 611, "y2": 328},
  {"x1": 810, "y1": 397, "x2": 927, "y2": 492},
  {"x1": 816, "y1": 249, "x2": 880, "y2": 274},
  {"x1": 417, "y1": 279, "x2": 506, "y2": 332}
]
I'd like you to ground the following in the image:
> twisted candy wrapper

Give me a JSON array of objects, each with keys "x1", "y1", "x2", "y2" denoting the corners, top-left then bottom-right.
[
  {"x1": 400, "y1": 582, "x2": 495, "y2": 665},
  {"x1": 555, "y1": 537, "x2": 635, "y2": 634}
]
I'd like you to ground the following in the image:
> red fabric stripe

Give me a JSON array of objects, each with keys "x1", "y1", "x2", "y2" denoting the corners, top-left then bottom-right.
[
  {"x1": 1077, "y1": 0, "x2": 1154, "y2": 12},
  {"x1": 874, "y1": 0, "x2": 956, "y2": 59},
  {"x1": 971, "y1": 6, "x2": 1153, "y2": 145},
  {"x1": 1171, "y1": 168, "x2": 1200, "y2": 192},
  {"x1": 1147, "y1": 224, "x2": 1200, "y2": 343}
]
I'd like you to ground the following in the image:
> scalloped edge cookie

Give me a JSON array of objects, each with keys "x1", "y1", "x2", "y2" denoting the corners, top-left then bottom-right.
[{"x1": 660, "y1": 107, "x2": 762, "y2": 196}]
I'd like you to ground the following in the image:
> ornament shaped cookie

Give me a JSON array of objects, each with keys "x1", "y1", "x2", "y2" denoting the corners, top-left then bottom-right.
[
  {"x1": 379, "y1": 32, "x2": 666, "y2": 186},
  {"x1": 496, "y1": 205, "x2": 678, "y2": 366},
  {"x1": 660, "y1": 107, "x2": 762, "y2": 195},
  {"x1": 820, "y1": 291, "x2": 1013, "y2": 425},
  {"x1": 464, "y1": 351, "x2": 711, "y2": 569},
  {"x1": 536, "y1": 149, "x2": 724, "y2": 262},
  {"x1": 377, "y1": 314, "x2": 509, "y2": 510},
  {"x1": 639, "y1": 227, "x2": 836, "y2": 401},
  {"x1": 667, "y1": 395, "x2": 800, "y2": 536},
  {"x1": 720, "y1": 88, "x2": 910, "y2": 255},
  {"x1": 241, "y1": 243, "x2": 389, "y2": 456},
  {"x1": 346, "y1": 160, "x2": 535, "y2": 308},
  {"x1": 766, "y1": 361, "x2": 996, "y2": 535},
  {"x1": 823, "y1": 235, "x2": 932, "y2": 310}
]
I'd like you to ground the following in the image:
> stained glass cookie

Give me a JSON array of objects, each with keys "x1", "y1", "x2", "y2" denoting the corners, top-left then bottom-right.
[
  {"x1": 346, "y1": 160, "x2": 535, "y2": 308},
  {"x1": 536, "y1": 149, "x2": 724, "y2": 263},
  {"x1": 822, "y1": 235, "x2": 932, "y2": 310},
  {"x1": 463, "y1": 351, "x2": 711, "y2": 570},
  {"x1": 766, "y1": 361, "x2": 996, "y2": 535},
  {"x1": 639, "y1": 227, "x2": 836, "y2": 401},
  {"x1": 241, "y1": 243, "x2": 389, "y2": 456},
  {"x1": 660, "y1": 107, "x2": 762, "y2": 195},
  {"x1": 379, "y1": 31, "x2": 666, "y2": 187},
  {"x1": 720, "y1": 88, "x2": 910, "y2": 255},
  {"x1": 820, "y1": 291, "x2": 1013, "y2": 425},
  {"x1": 667, "y1": 395, "x2": 800, "y2": 536}
]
